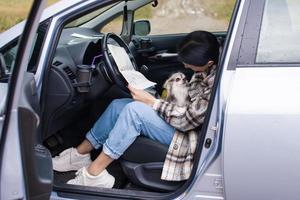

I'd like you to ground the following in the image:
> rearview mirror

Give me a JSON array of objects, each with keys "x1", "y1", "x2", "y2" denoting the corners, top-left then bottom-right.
[{"x1": 133, "y1": 20, "x2": 151, "y2": 36}]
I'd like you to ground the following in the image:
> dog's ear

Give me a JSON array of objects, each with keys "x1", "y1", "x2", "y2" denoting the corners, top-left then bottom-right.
[
  {"x1": 164, "y1": 73, "x2": 176, "y2": 89},
  {"x1": 163, "y1": 77, "x2": 171, "y2": 89},
  {"x1": 163, "y1": 80, "x2": 168, "y2": 89},
  {"x1": 164, "y1": 78, "x2": 174, "y2": 91}
]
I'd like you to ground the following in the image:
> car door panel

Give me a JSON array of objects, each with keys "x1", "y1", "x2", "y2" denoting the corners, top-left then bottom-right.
[
  {"x1": 19, "y1": 73, "x2": 53, "y2": 200},
  {"x1": 0, "y1": 1, "x2": 52, "y2": 199}
]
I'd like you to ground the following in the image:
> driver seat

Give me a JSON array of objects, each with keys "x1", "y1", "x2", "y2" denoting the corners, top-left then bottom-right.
[{"x1": 121, "y1": 137, "x2": 185, "y2": 192}]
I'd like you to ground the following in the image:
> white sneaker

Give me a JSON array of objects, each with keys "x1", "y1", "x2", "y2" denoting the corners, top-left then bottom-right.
[
  {"x1": 67, "y1": 167, "x2": 115, "y2": 188},
  {"x1": 52, "y1": 147, "x2": 92, "y2": 172}
]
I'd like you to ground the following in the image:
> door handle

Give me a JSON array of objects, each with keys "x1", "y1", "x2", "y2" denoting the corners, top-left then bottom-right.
[{"x1": 149, "y1": 53, "x2": 178, "y2": 60}]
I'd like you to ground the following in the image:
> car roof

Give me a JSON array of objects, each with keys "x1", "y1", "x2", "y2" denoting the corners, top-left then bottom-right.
[{"x1": 0, "y1": 0, "x2": 84, "y2": 48}]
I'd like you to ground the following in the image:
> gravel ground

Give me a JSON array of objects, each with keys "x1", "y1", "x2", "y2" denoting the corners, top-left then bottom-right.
[{"x1": 141, "y1": 0, "x2": 230, "y2": 35}]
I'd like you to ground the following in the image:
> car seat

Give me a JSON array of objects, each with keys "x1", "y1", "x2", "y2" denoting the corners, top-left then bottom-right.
[{"x1": 120, "y1": 137, "x2": 185, "y2": 192}]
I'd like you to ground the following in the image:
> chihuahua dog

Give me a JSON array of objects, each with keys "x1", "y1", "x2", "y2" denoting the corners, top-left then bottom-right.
[{"x1": 163, "y1": 72, "x2": 190, "y2": 106}]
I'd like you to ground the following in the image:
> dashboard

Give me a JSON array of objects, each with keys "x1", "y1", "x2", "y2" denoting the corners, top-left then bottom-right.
[
  {"x1": 51, "y1": 27, "x2": 111, "y2": 97},
  {"x1": 44, "y1": 27, "x2": 114, "y2": 139}
]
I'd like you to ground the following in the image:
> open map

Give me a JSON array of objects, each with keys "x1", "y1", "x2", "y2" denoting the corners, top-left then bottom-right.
[{"x1": 108, "y1": 44, "x2": 156, "y2": 90}]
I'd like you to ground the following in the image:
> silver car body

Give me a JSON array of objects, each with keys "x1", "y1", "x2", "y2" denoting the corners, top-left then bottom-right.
[{"x1": 1, "y1": 0, "x2": 300, "y2": 199}]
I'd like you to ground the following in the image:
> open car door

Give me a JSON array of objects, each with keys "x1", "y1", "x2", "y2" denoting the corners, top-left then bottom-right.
[{"x1": 0, "y1": 1, "x2": 52, "y2": 200}]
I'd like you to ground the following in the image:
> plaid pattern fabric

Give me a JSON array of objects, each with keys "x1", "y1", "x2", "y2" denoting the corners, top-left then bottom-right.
[{"x1": 153, "y1": 66, "x2": 216, "y2": 181}]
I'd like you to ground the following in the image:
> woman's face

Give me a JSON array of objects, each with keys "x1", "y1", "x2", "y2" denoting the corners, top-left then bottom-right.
[{"x1": 183, "y1": 60, "x2": 214, "y2": 72}]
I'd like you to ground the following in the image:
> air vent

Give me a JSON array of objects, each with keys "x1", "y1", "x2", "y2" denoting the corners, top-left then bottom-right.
[
  {"x1": 63, "y1": 66, "x2": 76, "y2": 82},
  {"x1": 53, "y1": 60, "x2": 62, "y2": 66}
]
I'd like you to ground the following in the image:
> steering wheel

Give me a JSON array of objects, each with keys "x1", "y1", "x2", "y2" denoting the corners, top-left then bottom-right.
[{"x1": 102, "y1": 33, "x2": 138, "y2": 91}]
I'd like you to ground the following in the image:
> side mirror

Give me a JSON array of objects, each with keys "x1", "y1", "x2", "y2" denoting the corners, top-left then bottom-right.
[{"x1": 133, "y1": 20, "x2": 151, "y2": 36}]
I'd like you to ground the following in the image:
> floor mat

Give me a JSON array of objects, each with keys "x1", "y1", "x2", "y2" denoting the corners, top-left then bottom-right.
[
  {"x1": 53, "y1": 160, "x2": 128, "y2": 189},
  {"x1": 54, "y1": 171, "x2": 76, "y2": 184}
]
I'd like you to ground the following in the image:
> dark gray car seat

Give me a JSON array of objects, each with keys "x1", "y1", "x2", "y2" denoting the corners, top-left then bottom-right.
[{"x1": 121, "y1": 137, "x2": 185, "y2": 192}]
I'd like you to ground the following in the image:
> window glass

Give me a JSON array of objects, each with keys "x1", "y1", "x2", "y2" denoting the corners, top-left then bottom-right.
[
  {"x1": 256, "y1": 0, "x2": 300, "y2": 63},
  {"x1": 101, "y1": 15, "x2": 123, "y2": 34},
  {"x1": 134, "y1": 0, "x2": 235, "y2": 35},
  {"x1": 0, "y1": 0, "x2": 58, "y2": 76},
  {"x1": 65, "y1": 4, "x2": 116, "y2": 28},
  {"x1": 1, "y1": 24, "x2": 47, "y2": 74},
  {"x1": 2, "y1": 42, "x2": 20, "y2": 73}
]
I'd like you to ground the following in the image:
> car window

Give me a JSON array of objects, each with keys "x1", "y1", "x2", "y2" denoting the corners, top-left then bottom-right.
[
  {"x1": 101, "y1": 15, "x2": 123, "y2": 34},
  {"x1": 0, "y1": 22, "x2": 49, "y2": 75},
  {"x1": 134, "y1": 0, "x2": 235, "y2": 35},
  {"x1": 1, "y1": 42, "x2": 18, "y2": 73},
  {"x1": 0, "y1": 1, "x2": 53, "y2": 76},
  {"x1": 256, "y1": 0, "x2": 300, "y2": 63}
]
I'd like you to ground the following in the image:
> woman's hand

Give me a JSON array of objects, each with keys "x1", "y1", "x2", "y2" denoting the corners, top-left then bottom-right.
[{"x1": 128, "y1": 85, "x2": 156, "y2": 107}]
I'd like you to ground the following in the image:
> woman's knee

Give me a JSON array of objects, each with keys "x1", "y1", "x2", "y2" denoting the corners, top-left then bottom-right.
[
  {"x1": 124, "y1": 101, "x2": 151, "y2": 116},
  {"x1": 110, "y1": 98, "x2": 132, "y2": 110},
  {"x1": 110, "y1": 98, "x2": 126, "y2": 106}
]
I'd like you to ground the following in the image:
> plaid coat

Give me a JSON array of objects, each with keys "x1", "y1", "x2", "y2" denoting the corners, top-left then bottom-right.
[{"x1": 153, "y1": 66, "x2": 216, "y2": 181}]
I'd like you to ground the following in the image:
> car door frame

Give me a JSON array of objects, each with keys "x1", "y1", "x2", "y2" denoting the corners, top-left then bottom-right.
[
  {"x1": 53, "y1": 1, "x2": 239, "y2": 199},
  {"x1": 223, "y1": 0, "x2": 300, "y2": 199},
  {"x1": 17, "y1": 0, "x2": 242, "y2": 199},
  {"x1": 0, "y1": 0, "x2": 49, "y2": 199}
]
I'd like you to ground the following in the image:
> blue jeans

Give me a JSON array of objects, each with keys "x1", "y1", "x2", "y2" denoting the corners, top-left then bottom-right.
[{"x1": 86, "y1": 98, "x2": 175, "y2": 159}]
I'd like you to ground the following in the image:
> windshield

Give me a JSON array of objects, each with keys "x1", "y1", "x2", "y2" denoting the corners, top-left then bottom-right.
[{"x1": 65, "y1": 3, "x2": 118, "y2": 28}]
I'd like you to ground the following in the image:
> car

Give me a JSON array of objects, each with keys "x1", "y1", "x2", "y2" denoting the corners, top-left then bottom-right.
[{"x1": 1, "y1": 0, "x2": 300, "y2": 199}]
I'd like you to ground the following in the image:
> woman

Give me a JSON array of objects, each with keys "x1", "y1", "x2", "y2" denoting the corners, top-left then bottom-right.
[{"x1": 52, "y1": 30, "x2": 220, "y2": 188}]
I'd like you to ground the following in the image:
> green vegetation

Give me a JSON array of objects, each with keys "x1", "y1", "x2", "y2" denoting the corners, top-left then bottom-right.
[
  {"x1": 0, "y1": 0, "x2": 235, "y2": 33},
  {"x1": 0, "y1": 0, "x2": 58, "y2": 32},
  {"x1": 134, "y1": 4, "x2": 152, "y2": 20}
]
